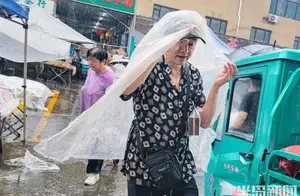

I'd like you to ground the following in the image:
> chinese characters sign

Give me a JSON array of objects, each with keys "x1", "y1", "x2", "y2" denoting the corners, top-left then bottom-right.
[
  {"x1": 233, "y1": 185, "x2": 297, "y2": 196},
  {"x1": 37, "y1": 0, "x2": 47, "y2": 8},
  {"x1": 15, "y1": 0, "x2": 55, "y2": 15},
  {"x1": 75, "y1": 0, "x2": 136, "y2": 14}
]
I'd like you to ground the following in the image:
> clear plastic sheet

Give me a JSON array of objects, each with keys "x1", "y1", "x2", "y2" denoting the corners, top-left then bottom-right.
[
  {"x1": 0, "y1": 74, "x2": 53, "y2": 110},
  {"x1": 34, "y1": 11, "x2": 230, "y2": 171},
  {"x1": 0, "y1": 88, "x2": 19, "y2": 118},
  {"x1": 4, "y1": 150, "x2": 60, "y2": 172},
  {"x1": 24, "y1": 150, "x2": 60, "y2": 172},
  {"x1": 4, "y1": 156, "x2": 25, "y2": 167},
  {"x1": 189, "y1": 128, "x2": 217, "y2": 172}
]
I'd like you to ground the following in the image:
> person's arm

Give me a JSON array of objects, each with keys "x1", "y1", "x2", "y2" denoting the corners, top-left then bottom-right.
[
  {"x1": 232, "y1": 111, "x2": 248, "y2": 129},
  {"x1": 123, "y1": 57, "x2": 161, "y2": 96},
  {"x1": 200, "y1": 62, "x2": 238, "y2": 128}
]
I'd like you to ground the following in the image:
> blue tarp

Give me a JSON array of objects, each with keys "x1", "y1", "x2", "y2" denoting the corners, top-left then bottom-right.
[{"x1": 0, "y1": 0, "x2": 29, "y2": 20}]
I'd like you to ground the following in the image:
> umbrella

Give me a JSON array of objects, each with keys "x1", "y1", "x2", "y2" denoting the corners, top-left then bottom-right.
[{"x1": 227, "y1": 44, "x2": 281, "y2": 62}]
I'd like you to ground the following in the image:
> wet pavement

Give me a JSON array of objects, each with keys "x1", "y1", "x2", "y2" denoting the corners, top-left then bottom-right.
[{"x1": 0, "y1": 78, "x2": 204, "y2": 196}]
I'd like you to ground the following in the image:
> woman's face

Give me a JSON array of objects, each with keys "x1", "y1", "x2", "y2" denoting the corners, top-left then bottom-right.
[
  {"x1": 165, "y1": 39, "x2": 197, "y2": 66},
  {"x1": 88, "y1": 57, "x2": 106, "y2": 72}
]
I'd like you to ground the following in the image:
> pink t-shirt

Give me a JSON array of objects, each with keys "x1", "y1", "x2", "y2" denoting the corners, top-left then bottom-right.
[{"x1": 80, "y1": 68, "x2": 115, "y2": 113}]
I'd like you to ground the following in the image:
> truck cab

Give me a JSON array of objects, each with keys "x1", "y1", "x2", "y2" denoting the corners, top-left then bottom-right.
[{"x1": 204, "y1": 49, "x2": 300, "y2": 195}]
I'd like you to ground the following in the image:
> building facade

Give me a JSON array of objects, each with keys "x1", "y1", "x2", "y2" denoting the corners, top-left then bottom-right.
[{"x1": 134, "y1": 0, "x2": 300, "y2": 49}]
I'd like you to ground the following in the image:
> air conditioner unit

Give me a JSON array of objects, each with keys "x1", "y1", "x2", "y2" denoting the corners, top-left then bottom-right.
[{"x1": 268, "y1": 14, "x2": 279, "y2": 23}]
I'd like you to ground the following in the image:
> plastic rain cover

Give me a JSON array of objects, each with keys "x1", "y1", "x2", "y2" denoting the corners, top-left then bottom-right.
[
  {"x1": 0, "y1": 88, "x2": 19, "y2": 118},
  {"x1": 4, "y1": 150, "x2": 60, "y2": 172},
  {"x1": 0, "y1": 75, "x2": 53, "y2": 110},
  {"x1": 33, "y1": 11, "x2": 229, "y2": 171}
]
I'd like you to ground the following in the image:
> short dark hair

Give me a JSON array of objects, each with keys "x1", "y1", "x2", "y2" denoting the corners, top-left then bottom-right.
[{"x1": 87, "y1": 47, "x2": 108, "y2": 62}]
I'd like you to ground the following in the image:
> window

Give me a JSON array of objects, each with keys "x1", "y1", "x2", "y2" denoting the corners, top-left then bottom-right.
[
  {"x1": 269, "y1": 0, "x2": 300, "y2": 21},
  {"x1": 294, "y1": 37, "x2": 300, "y2": 49},
  {"x1": 226, "y1": 76, "x2": 262, "y2": 142},
  {"x1": 205, "y1": 16, "x2": 227, "y2": 35},
  {"x1": 152, "y1": 4, "x2": 177, "y2": 20},
  {"x1": 250, "y1": 27, "x2": 272, "y2": 44}
]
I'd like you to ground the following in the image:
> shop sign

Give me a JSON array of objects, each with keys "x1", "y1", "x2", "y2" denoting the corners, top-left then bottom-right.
[
  {"x1": 75, "y1": 0, "x2": 135, "y2": 14},
  {"x1": 14, "y1": 0, "x2": 55, "y2": 15}
]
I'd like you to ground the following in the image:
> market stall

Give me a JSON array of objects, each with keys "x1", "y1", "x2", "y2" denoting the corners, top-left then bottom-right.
[
  {"x1": 0, "y1": 17, "x2": 71, "y2": 63},
  {"x1": 29, "y1": 5, "x2": 94, "y2": 44},
  {"x1": 56, "y1": 0, "x2": 135, "y2": 54},
  {"x1": 41, "y1": 60, "x2": 76, "y2": 84},
  {"x1": 0, "y1": 74, "x2": 53, "y2": 143},
  {"x1": 0, "y1": 0, "x2": 30, "y2": 143},
  {"x1": 0, "y1": 0, "x2": 73, "y2": 143}
]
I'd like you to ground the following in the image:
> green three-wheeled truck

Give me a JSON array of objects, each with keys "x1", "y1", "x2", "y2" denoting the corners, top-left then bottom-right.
[{"x1": 204, "y1": 49, "x2": 300, "y2": 196}]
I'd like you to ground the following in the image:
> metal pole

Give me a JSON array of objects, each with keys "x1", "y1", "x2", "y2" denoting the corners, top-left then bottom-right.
[
  {"x1": 23, "y1": 21, "x2": 28, "y2": 144},
  {"x1": 236, "y1": 0, "x2": 243, "y2": 37},
  {"x1": 0, "y1": 117, "x2": 5, "y2": 154}
]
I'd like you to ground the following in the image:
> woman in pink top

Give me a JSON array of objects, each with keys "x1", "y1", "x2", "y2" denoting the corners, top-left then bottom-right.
[{"x1": 80, "y1": 47, "x2": 115, "y2": 186}]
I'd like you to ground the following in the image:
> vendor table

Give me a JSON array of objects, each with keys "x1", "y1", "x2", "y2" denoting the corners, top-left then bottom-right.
[
  {"x1": 2, "y1": 106, "x2": 24, "y2": 140},
  {"x1": 42, "y1": 61, "x2": 76, "y2": 85},
  {"x1": 0, "y1": 76, "x2": 53, "y2": 155},
  {"x1": 0, "y1": 88, "x2": 19, "y2": 155}
]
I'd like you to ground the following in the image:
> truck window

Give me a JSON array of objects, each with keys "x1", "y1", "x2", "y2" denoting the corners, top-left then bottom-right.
[{"x1": 227, "y1": 76, "x2": 262, "y2": 141}]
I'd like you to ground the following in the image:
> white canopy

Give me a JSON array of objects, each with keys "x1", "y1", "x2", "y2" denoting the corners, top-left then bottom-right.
[
  {"x1": 0, "y1": 17, "x2": 71, "y2": 63},
  {"x1": 29, "y1": 5, "x2": 94, "y2": 44}
]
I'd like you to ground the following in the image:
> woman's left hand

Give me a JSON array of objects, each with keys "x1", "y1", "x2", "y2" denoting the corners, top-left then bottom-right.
[{"x1": 213, "y1": 62, "x2": 238, "y2": 88}]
